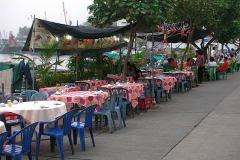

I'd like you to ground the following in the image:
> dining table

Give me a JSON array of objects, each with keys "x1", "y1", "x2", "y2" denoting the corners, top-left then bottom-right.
[
  {"x1": 0, "y1": 101, "x2": 67, "y2": 124},
  {"x1": 101, "y1": 83, "x2": 144, "y2": 108},
  {"x1": 49, "y1": 91, "x2": 109, "y2": 110},
  {"x1": 145, "y1": 76, "x2": 177, "y2": 93},
  {"x1": 75, "y1": 80, "x2": 108, "y2": 90},
  {"x1": 163, "y1": 71, "x2": 195, "y2": 80},
  {"x1": 39, "y1": 86, "x2": 80, "y2": 93}
]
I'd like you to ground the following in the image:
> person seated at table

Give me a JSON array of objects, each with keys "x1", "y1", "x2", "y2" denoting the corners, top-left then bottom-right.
[
  {"x1": 230, "y1": 54, "x2": 237, "y2": 64},
  {"x1": 184, "y1": 58, "x2": 193, "y2": 69},
  {"x1": 208, "y1": 57, "x2": 218, "y2": 67},
  {"x1": 163, "y1": 58, "x2": 177, "y2": 71},
  {"x1": 127, "y1": 62, "x2": 142, "y2": 82},
  {"x1": 170, "y1": 58, "x2": 178, "y2": 69},
  {"x1": 217, "y1": 57, "x2": 229, "y2": 72}
]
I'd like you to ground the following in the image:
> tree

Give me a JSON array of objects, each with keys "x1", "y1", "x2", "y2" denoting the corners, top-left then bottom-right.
[
  {"x1": 166, "y1": 0, "x2": 240, "y2": 62},
  {"x1": 88, "y1": 0, "x2": 171, "y2": 80}
]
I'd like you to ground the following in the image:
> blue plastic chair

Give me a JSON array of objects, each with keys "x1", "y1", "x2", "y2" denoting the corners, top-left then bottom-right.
[
  {"x1": 0, "y1": 112, "x2": 25, "y2": 137},
  {"x1": 20, "y1": 90, "x2": 38, "y2": 102},
  {"x1": 36, "y1": 110, "x2": 76, "y2": 160},
  {"x1": 72, "y1": 105, "x2": 96, "y2": 151},
  {"x1": 94, "y1": 99, "x2": 114, "y2": 133},
  {"x1": 0, "y1": 132, "x2": 9, "y2": 159},
  {"x1": 111, "y1": 88, "x2": 127, "y2": 127},
  {"x1": 1, "y1": 122, "x2": 38, "y2": 160},
  {"x1": 152, "y1": 79, "x2": 163, "y2": 103},
  {"x1": 31, "y1": 92, "x2": 48, "y2": 101}
]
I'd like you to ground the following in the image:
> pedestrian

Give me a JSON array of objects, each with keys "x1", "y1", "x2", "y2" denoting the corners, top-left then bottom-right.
[{"x1": 195, "y1": 50, "x2": 205, "y2": 83}]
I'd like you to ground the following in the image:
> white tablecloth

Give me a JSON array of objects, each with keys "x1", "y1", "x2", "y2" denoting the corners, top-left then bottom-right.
[
  {"x1": 0, "y1": 121, "x2": 6, "y2": 133},
  {"x1": 0, "y1": 101, "x2": 67, "y2": 124}
]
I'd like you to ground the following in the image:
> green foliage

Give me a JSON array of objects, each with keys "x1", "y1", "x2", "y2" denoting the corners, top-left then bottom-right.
[
  {"x1": 67, "y1": 55, "x2": 123, "y2": 80},
  {"x1": 36, "y1": 41, "x2": 63, "y2": 87},
  {"x1": 129, "y1": 51, "x2": 146, "y2": 67},
  {"x1": 88, "y1": 0, "x2": 170, "y2": 29},
  {"x1": 166, "y1": 0, "x2": 240, "y2": 43}
]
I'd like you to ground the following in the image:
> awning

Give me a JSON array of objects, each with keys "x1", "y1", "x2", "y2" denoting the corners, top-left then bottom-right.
[{"x1": 22, "y1": 18, "x2": 131, "y2": 53}]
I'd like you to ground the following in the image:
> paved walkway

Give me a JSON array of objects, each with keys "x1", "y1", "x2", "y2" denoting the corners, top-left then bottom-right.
[{"x1": 34, "y1": 72, "x2": 240, "y2": 160}]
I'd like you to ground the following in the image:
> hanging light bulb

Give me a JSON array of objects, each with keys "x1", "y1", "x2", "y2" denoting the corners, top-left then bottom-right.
[{"x1": 66, "y1": 35, "x2": 72, "y2": 40}]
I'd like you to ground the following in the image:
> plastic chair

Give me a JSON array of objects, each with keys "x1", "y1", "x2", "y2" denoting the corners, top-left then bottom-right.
[
  {"x1": 1, "y1": 122, "x2": 38, "y2": 160},
  {"x1": 94, "y1": 98, "x2": 114, "y2": 133},
  {"x1": 153, "y1": 79, "x2": 164, "y2": 103},
  {"x1": 111, "y1": 88, "x2": 126, "y2": 127},
  {"x1": 0, "y1": 132, "x2": 9, "y2": 159},
  {"x1": 191, "y1": 66, "x2": 198, "y2": 86},
  {"x1": 208, "y1": 66, "x2": 217, "y2": 81},
  {"x1": 75, "y1": 82, "x2": 90, "y2": 91},
  {"x1": 36, "y1": 110, "x2": 76, "y2": 160},
  {"x1": 31, "y1": 92, "x2": 48, "y2": 101},
  {"x1": 20, "y1": 90, "x2": 38, "y2": 102},
  {"x1": 217, "y1": 71, "x2": 228, "y2": 80},
  {"x1": 72, "y1": 105, "x2": 96, "y2": 151},
  {"x1": 61, "y1": 83, "x2": 75, "y2": 87},
  {"x1": 47, "y1": 90, "x2": 56, "y2": 96}
]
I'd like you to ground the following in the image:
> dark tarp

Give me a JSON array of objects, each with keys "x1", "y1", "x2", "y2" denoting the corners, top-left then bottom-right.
[
  {"x1": 137, "y1": 28, "x2": 210, "y2": 43},
  {"x1": 22, "y1": 18, "x2": 131, "y2": 52}
]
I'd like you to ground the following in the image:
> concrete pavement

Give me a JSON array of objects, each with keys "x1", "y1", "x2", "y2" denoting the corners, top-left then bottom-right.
[{"x1": 34, "y1": 72, "x2": 240, "y2": 160}]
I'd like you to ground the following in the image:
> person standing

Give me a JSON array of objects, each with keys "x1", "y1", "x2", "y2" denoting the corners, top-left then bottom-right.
[
  {"x1": 196, "y1": 50, "x2": 205, "y2": 83},
  {"x1": 211, "y1": 46, "x2": 218, "y2": 58}
]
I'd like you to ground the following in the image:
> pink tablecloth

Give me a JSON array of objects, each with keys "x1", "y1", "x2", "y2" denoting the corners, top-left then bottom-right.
[
  {"x1": 49, "y1": 91, "x2": 109, "y2": 108},
  {"x1": 145, "y1": 76, "x2": 177, "y2": 92},
  {"x1": 76, "y1": 80, "x2": 108, "y2": 90},
  {"x1": 107, "y1": 74, "x2": 134, "y2": 82},
  {"x1": 101, "y1": 83, "x2": 144, "y2": 108},
  {"x1": 39, "y1": 86, "x2": 80, "y2": 93},
  {"x1": 164, "y1": 71, "x2": 195, "y2": 80}
]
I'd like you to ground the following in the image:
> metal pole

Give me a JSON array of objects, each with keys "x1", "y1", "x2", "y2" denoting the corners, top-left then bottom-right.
[{"x1": 32, "y1": 16, "x2": 36, "y2": 90}]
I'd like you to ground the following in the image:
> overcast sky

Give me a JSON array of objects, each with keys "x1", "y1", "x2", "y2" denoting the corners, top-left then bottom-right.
[{"x1": 0, "y1": 0, "x2": 93, "y2": 36}]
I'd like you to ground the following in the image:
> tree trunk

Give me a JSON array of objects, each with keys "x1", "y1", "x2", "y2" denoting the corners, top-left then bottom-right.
[
  {"x1": 122, "y1": 25, "x2": 135, "y2": 81},
  {"x1": 180, "y1": 29, "x2": 194, "y2": 70}
]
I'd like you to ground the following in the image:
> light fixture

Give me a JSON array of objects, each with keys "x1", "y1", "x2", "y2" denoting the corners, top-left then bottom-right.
[
  {"x1": 124, "y1": 38, "x2": 130, "y2": 42},
  {"x1": 66, "y1": 35, "x2": 72, "y2": 40},
  {"x1": 55, "y1": 37, "x2": 59, "y2": 42}
]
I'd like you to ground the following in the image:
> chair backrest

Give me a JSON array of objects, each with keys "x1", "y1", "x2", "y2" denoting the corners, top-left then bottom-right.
[
  {"x1": 61, "y1": 109, "x2": 77, "y2": 135},
  {"x1": 208, "y1": 66, "x2": 217, "y2": 74},
  {"x1": 47, "y1": 90, "x2": 56, "y2": 96},
  {"x1": 0, "y1": 132, "x2": 9, "y2": 151},
  {"x1": 31, "y1": 92, "x2": 48, "y2": 101},
  {"x1": 111, "y1": 88, "x2": 128, "y2": 109},
  {"x1": 20, "y1": 90, "x2": 38, "y2": 101},
  {"x1": 75, "y1": 82, "x2": 90, "y2": 91},
  {"x1": 61, "y1": 83, "x2": 75, "y2": 87},
  {"x1": 97, "y1": 87, "x2": 112, "y2": 96},
  {"x1": 76, "y1": 105, "x2": 96, "y2": 128},
  {"x1": 20, "y1": 122, "x2": 38, "y2": 153}
]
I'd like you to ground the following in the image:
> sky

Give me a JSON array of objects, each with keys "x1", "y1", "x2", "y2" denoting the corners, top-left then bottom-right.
[{"x1": 0, "y1": 0, "x2": 93, "y2": 37}]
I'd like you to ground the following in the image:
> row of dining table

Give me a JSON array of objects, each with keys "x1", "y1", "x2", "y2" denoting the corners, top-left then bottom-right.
[{"x1": 0, "y1": 71, "x2": 194, "y2": 133}]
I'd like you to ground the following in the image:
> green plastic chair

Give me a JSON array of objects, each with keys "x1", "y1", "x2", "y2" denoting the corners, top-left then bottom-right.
[
  {"x1": 208, "y1": 66, "x2": 217, "y2": 81},
  {"x1": 227, "y1": 63, "x2": 235, "y2": 74},
  {"x1": 217, "y1": 71, "x2": 228, "y2": 80},
  {"x1": 190, "y1": 66, "x2": 198, "y2": 86}
]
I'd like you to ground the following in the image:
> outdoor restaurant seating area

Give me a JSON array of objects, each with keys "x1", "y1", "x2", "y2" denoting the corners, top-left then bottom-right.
[{"x1": 0, "y1": 65, "x2": 237, "y2": 159}]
